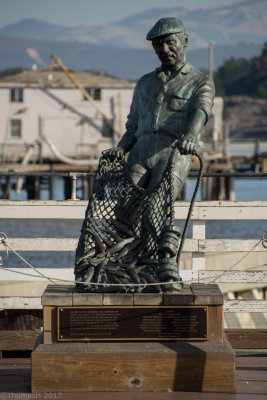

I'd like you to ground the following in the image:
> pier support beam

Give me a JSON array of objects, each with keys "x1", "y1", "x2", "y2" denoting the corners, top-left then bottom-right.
[{"x1": 202, "y1": 175, "x2": 235, "y2": 201}]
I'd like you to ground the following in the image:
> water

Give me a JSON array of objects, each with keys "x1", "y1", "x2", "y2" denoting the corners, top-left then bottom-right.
[
  {"x1": 1, "y1": 177, "x2": 266, "y2": 269},
  {"x1": 234, "y1": 178, "x2": 267, "y2": 201},
  {"x1": 4, "y1": 175, "x2": 267, "y2": 202},
  {"x1": 186, "y1": 177, "x2": 267, "y2": 201},
  {"x1": 0, "y1": 219, "x2": 81, "y2": 269}
]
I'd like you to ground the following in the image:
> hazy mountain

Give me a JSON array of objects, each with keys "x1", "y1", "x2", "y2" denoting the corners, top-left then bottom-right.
[
  {"x1": 0, "y1": 19, "x2": 72, "y2": 42},
  {"x1": 0, "y1": 0, "x2": 265, "y2": 79},
  {"x1": 0, "y1": 0, "x2": 266, "y2": 50},
  {"x1": 0, "y1": 35, "x2": 263, "y2": 80}
]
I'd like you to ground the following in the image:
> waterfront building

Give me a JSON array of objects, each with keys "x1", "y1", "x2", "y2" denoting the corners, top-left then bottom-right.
[{"x1": 0, "y1": 66, "x2": 135, "y2": 163}]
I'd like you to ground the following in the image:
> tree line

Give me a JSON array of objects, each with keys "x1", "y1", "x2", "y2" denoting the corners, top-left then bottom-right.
[
  {"x1": 0, "y1": 43, "x2": 266, "y2": 98},
  {"x1": 214, "y1": 42, "x2": 267, "y2": 98}
]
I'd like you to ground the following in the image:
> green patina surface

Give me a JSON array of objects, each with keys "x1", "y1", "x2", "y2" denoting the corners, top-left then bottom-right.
[{"x1": 74, "y1": 18, "x2": 215, "y2": 293}]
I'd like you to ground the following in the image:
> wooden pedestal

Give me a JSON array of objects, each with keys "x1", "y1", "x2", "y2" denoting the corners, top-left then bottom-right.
[
  {"x1": 32, "y1": 340, "x2": 235, "y2": 393},
  {"x1": 31, "y1": 284, "x2": 236, "y2": 393}
]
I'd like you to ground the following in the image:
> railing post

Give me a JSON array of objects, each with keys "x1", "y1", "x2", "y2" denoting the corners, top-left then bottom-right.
[
  {"x1": 192, "y1": 220, "x2": 206, "y2": 272},
  {"x1": 68, "y1": 172, "x2": 78, "y2": 200}
]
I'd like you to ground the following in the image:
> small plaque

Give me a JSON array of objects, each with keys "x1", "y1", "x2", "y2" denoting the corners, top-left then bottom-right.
[{"x1": 57, "y1": 306, "x2": 207, "y2": 341}]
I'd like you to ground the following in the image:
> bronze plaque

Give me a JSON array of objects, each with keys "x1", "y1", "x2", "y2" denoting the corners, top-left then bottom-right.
[{"x1": 57, "y1": 306, "x2": 207, "y2": 341}]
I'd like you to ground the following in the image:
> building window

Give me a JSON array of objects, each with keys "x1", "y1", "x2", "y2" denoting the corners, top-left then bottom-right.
[
  {"x1": 10, "y1": 119, "x2": 22, "y2": 138},
  {"x1": 10, "y1": 88, "x2": 24, "y2": 102},
  {"x1": 84, "y1": 87, "x2": 102, "y2": 101}
]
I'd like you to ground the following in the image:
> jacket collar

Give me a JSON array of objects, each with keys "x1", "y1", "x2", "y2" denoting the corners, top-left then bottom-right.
[
  {"x1": 155, "y1": 60, "x2": 193, "y2": 83},
  {"x1": 180, "y1": 61, "x2": 194, "y2": 75}
]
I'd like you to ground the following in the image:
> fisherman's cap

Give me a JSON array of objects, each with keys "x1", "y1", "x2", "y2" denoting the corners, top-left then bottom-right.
[{"x1": 146, "y1": 18, "x2": 186, "y2": 41}]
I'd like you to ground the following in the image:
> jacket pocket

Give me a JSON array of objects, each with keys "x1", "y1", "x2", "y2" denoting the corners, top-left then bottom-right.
[{"x1": 168, "y1": 95, "x2": 188, "y2": 112}]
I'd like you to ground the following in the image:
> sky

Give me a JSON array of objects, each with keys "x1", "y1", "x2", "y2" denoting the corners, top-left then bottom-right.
[{"x1": 0, "y1": 0, "x2": 244, "y2": 28}]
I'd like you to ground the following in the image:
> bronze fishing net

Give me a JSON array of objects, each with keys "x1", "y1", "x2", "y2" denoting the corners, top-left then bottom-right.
[{"x1": 75, "y1": 149, "x2": 179, "y2": 293}]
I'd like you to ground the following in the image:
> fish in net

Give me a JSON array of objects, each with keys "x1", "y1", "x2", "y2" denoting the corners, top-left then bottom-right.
[{"x1": 75, "y1": 147, "x2": 182, "y2": 293}]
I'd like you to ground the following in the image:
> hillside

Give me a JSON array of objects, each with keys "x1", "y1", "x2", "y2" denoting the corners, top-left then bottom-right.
[{"x1": 225, "y1": 96, "x2": 267, "y2": 140}]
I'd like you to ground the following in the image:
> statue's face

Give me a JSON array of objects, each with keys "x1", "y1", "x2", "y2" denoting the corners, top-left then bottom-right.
[{"x1": 152, "y1": 34, "x2": 186, "y2": 70}]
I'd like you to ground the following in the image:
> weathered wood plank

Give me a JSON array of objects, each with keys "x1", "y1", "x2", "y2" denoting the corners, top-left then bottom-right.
[
  {"x1": 133, "y1": 293, "x2": 164, "y2": 305},
  {"x1": 176, "y1": 201, "x2": 267, "y2": 220},
  {"x1": 164, "y1": 285, "x2": 194, "y2": 306},
  {"x1": 0, "y1": 330, "x2": 41, "y2": 351},
  {"x1": 198, "y1": 270, "x2": 267, "y2": 283},
  {"x1": 1, "y1": 200, "x2": 267, "y2": 206},
  {"x1": 224, "y1": 300, "x2": 267, "y2": 313},
  {"x1": 103, "y1": 293, "x2": 133, "y2": 306},
  {"x1": 0, "y1": 201, "x2": 87, "y2": 220},
  {"x1": 208, "y1": 305, "x2": 224, "y2": 343},
  {"x1": 32, "y1": 341, "x2": 235, "y2": 392},
  {"x1": 1, "y1": 200, "x2": 267, "y2": 220},
  {"x1": 41, "y1": 284, "x2": 74, "y2": 306},
  {"x1": 73, "y1": 292, "x2": 103, "y2": 306},
  {"x1": 1, "y1": 295, "x2": 266, "y2": 312},
  {"x1": 43, "y1": 306, "x2": 57, "y2": 344},
  {"x1": 199, "y1": 205, "x2": 267, "y2": 220},
  {"x1": 0, "y1": 200, "x2": 84, "y2": 206},
  {"x1": 192, "y1": 252, "x2": 205, "y2": 271},
  {"x1": 0, "y1": 297, "x2": 42, "y2": 309},
  {"x1": 1, "y1": 269, "x2": 267, "y2": 285},
  {"x1": 0, "y1": 329, "x2": 265, "y2": 352},
  {"x1": 1, "y1": 237, "x2": 264, "y2": 253},
  {"x1": 0, "y1": 309, "x2": 42, "y2": 330},
  {"x1": 192, "y1": 220, "x2": 206, "y2": 239},
  {"x1": 4, "y1": 237, "x2": 196, "y2": 253},
  {"x1": 199, "y1": 239, "x2": 265, "y2": 252},
  {"x1": 226, "y1": 329, "x2": 267, "y2": 349},
  {"x1": 4, "y1": 353, "x2": 267, "y2": 396},
  {"x1": 191, "y1": 283, "x2": 223, "y2": 305},
  {"x1": 0, "y1": 268, "x2": 75, "y2": 282},
  {"x1": 1, "y1": 238, "x2": 78, "y2": 251}
]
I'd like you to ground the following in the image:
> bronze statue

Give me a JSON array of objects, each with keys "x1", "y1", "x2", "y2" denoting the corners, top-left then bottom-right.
[{"x1": 75, "y1": 18, "x2": 215, "y2": 293}]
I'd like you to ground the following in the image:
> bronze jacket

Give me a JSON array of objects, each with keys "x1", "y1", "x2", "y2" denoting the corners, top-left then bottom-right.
[{"x1": 118, "y1": 61, "x2": 215, "y2": 151}]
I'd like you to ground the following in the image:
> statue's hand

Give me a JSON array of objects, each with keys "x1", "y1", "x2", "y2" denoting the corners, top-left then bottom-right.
[
  {"x1": 102, "y1": 147, "x2": 125, "y2": 160},
  {"x1": 178, "y1": 134, "x2": 198, "y2": 155}
]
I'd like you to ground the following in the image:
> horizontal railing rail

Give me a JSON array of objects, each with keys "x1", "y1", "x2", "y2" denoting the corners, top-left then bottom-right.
[
  {"x1": 1, "y1": 171, "x2": 267, "y2": 177},
  {"x1": 0, "y1": 237, "x2": 263, "y2": 252},
  {"x1": 1, "y1": 200, "x2": 267, "y2": 218}
]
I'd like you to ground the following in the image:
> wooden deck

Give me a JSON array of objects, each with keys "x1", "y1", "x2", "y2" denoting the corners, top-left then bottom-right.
[{"x1": 0, "y1": 352, "x2": 266, "y2": 399}]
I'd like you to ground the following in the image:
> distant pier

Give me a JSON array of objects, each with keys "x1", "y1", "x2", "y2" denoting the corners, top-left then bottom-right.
[{"x1": 1, "y1": 147, "x2": 267, "y2": 201}]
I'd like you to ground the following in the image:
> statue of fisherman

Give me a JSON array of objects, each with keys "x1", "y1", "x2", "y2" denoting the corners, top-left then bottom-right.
[
  {"x1": 75, "y1": 18, "x2": 214, "y2": 292},
  {"x1": 110, "y1": 18, "x2": 214, "y2": 197}
]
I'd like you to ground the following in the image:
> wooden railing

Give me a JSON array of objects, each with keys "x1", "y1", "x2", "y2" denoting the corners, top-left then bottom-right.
[
  {"x1": 0, "y1": 200, "x2": 267, "y2": 350},
  {"x1": 0, "y1": 200, "x2": 266, "y2": 312}
]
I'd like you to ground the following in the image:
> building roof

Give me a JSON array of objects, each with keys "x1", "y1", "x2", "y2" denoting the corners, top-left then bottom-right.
[{"x1": 0, "y1": 66, "x2": 135, "y2": 87}]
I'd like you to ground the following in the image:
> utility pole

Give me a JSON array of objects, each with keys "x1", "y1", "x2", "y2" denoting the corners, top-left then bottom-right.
[{"x1": 209, "y1": 41, "x2": 215, "y2": 79}]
